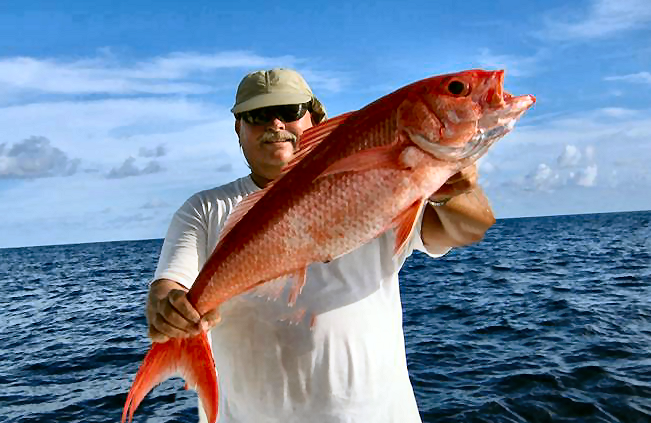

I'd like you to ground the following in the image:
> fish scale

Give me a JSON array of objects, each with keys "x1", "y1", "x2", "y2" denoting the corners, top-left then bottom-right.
[{"x1": 122, "y1": 69, "x2": 535, "y2": 423}]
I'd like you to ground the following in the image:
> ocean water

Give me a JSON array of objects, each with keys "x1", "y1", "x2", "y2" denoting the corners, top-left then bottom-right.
[{"x1": 1, "y1": 211, "x2": 650, "y2": 423}]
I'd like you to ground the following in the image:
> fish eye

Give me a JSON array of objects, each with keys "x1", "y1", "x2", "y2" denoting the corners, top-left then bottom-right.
[{"x1": 446, "y1": 79, "x2": 470, "y2": 96}]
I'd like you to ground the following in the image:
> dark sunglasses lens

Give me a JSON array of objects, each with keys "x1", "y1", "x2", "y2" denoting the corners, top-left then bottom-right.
[
  {"x1": 247, "y1": 109, "x2": 272, "y2": 125},
  {"x1": 243, "y1": 103, "x2": 308, "y2": 125},
  {"x1": 277, "y1": 104, "x2": 306, "y2": 122}
]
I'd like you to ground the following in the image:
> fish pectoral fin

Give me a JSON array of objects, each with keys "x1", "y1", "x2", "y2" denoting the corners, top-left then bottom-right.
[
  {"x1": 122, "y1": 333, "x2": 218, "y2": 423},
  {"x1": 278, "y1": 307, "x2": 317, "y2": 329},
  {"x1": 248, "y1": 267, "x2": 308, "y2": 306},
  {"x1": 249, "y1": 276, "x2": 291, "y2": 301},
  {"x1": 319, "y1": 145, "x2": 406, "y2": 178},
  {"x1": 288, "y1": 267, "x2": 307, "y2": 306},
  {"x1": 392, "y1": 200, "x2": 426, "y2": 256}
]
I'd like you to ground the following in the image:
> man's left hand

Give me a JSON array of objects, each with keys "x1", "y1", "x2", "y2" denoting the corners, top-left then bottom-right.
[{"x1": 429, "y1": 163, "x2": 479, "y2": 203}]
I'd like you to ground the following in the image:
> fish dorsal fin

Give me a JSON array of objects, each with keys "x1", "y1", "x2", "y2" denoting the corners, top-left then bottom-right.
[{"x1": 281, "y1": 112, "x2": 355, "y2": 175}]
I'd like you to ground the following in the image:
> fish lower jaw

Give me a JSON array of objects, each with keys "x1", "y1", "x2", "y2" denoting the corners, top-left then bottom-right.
[{"x1": 407, "y1": 122, "x2": 513, "y2": 163}]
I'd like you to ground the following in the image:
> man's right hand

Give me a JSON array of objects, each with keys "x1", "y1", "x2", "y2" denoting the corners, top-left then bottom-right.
[{"x1": 146, "y1": 279, "x2": 221, "y2": 343}]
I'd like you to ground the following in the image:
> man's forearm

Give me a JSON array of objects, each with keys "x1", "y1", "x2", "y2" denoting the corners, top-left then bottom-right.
[{"x1": 421, "y1": 187, "x2": 496, "y2": 252}]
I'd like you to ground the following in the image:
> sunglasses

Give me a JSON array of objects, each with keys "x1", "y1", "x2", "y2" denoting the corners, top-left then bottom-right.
[{"x1": 237, "y1": 102, "x2": 311, "y2": 126}]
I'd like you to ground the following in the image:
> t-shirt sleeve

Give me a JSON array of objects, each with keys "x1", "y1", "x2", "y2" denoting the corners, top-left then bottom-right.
[
  {"x1": 409, "y1": 206, "x2": 451, "y2": 259},
  {"x1": 153, "y1": 196, "x2": 209, "y2": 290}
]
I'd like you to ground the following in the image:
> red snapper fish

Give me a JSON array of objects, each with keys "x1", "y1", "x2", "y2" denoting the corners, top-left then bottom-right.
[{"x1": 122, "y1": 69, "x2": 535, "y2": 423}]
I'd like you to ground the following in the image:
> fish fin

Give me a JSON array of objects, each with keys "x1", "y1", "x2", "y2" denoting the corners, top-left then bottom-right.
[
  {"x1": 392, "y1": 200, "x2": 426, "y2": 256},
  {"x1": 249, "y1": 276, "x2": 290, "y2": 301},
  {"x1": 122, "y1": 333, "x2": 218, "y2": 423},
  {"x1": 288, "y1": 267, "x2": 307, "y2": 307},
  {"x1": 319, "y1": 144, "x2": 404, "y2": 178},
  {"x1": 278, "y1": 308, "x2": 308, "y2": 325},
  {"x1": 282, "y1": 112, "x2": 355, "y2": 173},
  {"x1": 248, "y1": 267, "x2": 308, "y2": 306}
]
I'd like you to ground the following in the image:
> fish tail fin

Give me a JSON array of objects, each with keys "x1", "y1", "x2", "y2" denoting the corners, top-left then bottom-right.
[{"x1": 121, "y1": 332, "x2": 218, "y2": 423}]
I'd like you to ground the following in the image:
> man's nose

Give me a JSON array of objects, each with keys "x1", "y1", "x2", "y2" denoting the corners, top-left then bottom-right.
[{"x1": 266, "y1": 117, "x2": 285, "y2": 130}]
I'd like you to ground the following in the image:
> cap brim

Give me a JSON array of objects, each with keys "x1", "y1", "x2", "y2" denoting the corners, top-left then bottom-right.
[{"x1": 231, "y1": 92, "x2": 313, "y2": 114}]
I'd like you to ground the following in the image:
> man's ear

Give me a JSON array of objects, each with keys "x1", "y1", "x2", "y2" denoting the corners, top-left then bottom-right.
[{"x1": 234, "y1": 118, "x2": 240, "y2": 135}]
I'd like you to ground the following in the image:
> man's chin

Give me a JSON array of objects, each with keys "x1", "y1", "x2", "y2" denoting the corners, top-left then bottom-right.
[{"x1": 265, "y1": 149, "x2": 295, "y2": 166}]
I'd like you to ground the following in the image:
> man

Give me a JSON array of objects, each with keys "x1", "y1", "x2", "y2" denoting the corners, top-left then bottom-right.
[{"x1": 147, "y1": 68, "x2": 495, "y2": 422}]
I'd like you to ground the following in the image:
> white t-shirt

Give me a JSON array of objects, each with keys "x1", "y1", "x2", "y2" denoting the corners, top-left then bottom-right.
[{"x1": 154, "y1": 175, "x2": 444, "y2": 423}]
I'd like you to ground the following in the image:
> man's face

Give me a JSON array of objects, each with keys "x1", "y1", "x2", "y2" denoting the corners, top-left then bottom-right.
[{"x1": 237, "y1": 106, "x2": 314, "y2": 184}]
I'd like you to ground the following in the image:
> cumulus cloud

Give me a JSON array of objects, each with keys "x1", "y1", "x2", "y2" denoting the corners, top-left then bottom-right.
[
  {"x1": 523, "y1": 144, "x2": 600, "y2": 191},
  {"x1": 557, "y1": 145, "x2": 582, "y2": 167},
  {"x1": 585, "y1": 146, "x2": 595, "y2": 162},
  {"x1": 106, "y1": 157, "x2": 163, "y2": 179},
  {"x1": 539, "y1": 0, "x2": 651, "y2": 41},
  {"x1": 576, "y1": 164, "x2": 599, "y2": 187},
  {"x1": 139, "y1": 144, "x2": 167, "y2": 158},
  {"x1": 0, "y1": 136, "x2": 79, "y2": 179},
  {"x1": 528, "y1": 163, "x2": 561, "y2": 191}
]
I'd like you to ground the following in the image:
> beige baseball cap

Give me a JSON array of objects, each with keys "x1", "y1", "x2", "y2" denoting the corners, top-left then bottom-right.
[{"x1": 231, "y1": 68, "x2": 327, "y2": 123}]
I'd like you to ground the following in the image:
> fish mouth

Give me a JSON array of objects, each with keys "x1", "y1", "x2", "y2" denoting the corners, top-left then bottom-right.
[{"x1": 415, "y1": 93, "x2": 535, "y2": 162}]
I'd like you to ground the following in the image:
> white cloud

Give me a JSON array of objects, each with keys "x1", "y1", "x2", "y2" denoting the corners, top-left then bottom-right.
[
  {"x1": 528, "y1": 163, "x2": 561, "y2": 191},
  {"x1": 0, "y1": 98, "x2": 232, "y2": 165},
  {"x1": 585, "y1": 146, "x2": 595, "y2": 162},
  {"x1": 605, "y1": 71, "x2": 651, "y2": 85},
  {"x1": 540, "y1": 0, "x2": 651, "y2": 41},
  {"x1": 0, "y1": 51, "x2": 346, "y2": 102},
  {"x1": 484, "y1": 105, "x2": 651, "y2": 214},
  {"x1": 476, "y1": 48, "x2": 543, "y2": 77},
  {"x1": 0, "y1": 136, "x2": 79, "y2": 178},
  {"x1": 478, "y1": 158, "x2": 496, "y2": 173},
  {"x1": 106, "y1": 157, "x2": 163, "y2": 179},
  {"x1": 557, "y1": 144, "x2": 582, "y2": 167},
  {"x1": 0, "y1": 49, "x2": 352, "y2": 248},
  {"x1": 296, "y1": 69, "x2": 348, "y2": 93},
  {"x1": 0, "y1": 56, "x2": 210, "y2": 96},
  {"x1": 139, "y1": 144, "x2": 167, "y2": 158},
  {"x1": 576, "y1": 164, "x2": 599, "y2": 187}
]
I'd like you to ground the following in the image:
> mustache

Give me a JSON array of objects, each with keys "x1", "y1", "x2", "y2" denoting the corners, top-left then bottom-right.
[{"x1": 258, "y1": 130, "x2": 298, "y2": 146}]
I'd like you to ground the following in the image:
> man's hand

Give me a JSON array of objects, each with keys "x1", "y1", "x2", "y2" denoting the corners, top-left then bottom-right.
[
  {"x1": 146, "y1": 279, "x2": 221, "y2": 343},
  {"x1": 430, "y1": 163, "x2": 479, "y2": 204},
  {"x1": 420, "y1": 163, "x2": 495, "y2": 252}
]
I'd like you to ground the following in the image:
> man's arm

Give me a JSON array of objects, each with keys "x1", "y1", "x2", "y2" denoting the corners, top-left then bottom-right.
[{"x1": 420, "y1": 165, "x2": 496, "y2": 254}]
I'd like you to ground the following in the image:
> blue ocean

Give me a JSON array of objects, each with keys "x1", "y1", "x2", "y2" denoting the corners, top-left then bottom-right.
[{"x1": 2, "y1": 211, "x2": 650, "y2": 423}]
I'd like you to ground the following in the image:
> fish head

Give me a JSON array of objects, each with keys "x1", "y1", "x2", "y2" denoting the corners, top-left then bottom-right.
[{"x1": 399, "y1": 69, "x2": 535, "y2": 163}]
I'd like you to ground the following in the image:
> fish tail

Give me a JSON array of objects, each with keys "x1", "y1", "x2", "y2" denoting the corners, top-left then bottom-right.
[{"x1": 122, "y1": 332, "x2": 218, "y2": 423}]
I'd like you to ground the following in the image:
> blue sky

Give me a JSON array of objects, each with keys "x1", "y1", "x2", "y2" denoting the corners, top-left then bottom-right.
[{"x1": 1, "y1": 0, "x2": 650, "y2": 248}]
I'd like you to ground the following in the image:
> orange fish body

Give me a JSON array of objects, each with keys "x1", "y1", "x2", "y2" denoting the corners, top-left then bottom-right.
[{"x1": 122, "y1": 69, "x2": 535, "y2": 423}]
